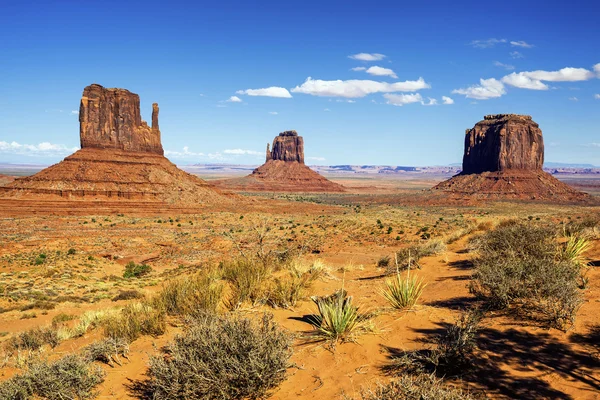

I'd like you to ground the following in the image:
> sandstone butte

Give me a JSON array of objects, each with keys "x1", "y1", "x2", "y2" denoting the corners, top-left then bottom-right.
[
  {"x1": 0, "y1": 84, "x2": 231, "y2": 205},
  {"x1": 433, "y1": 114, "x2": 589, "y2": 202},
  {"x1": 214, "y1": 130, "x2": 345, "y2": 193}
]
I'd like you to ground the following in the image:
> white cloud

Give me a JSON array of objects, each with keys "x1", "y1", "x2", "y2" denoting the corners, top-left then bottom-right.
[
  {"x1": 452, "y1": 78, "x2": 506, "y2": 100},
  {"x1": 307, "y1": 156, "x2": 326, "y2": 161},
  {"x1": 595, "y1": 94, "x2": 600, "y2": 99},
  {"x1": 423, "y1": 98, "x2": 438, "y2": 106},
  {"x1": 470, "y1": 38, "x2": 506, "y2": 48},
  {"x1": 351, "y1": 67, "x2": 366, "y2": 71},
  {"x1": 442, "y1": 96, "x2": 454, "y2": 105},
  {"x1": 269, "y1": 111, "x2": 278, "y2": 115},
  {"x1": 0, "y1": 141, "x2": 78, "y2": 156},
  {"x1": 569, "y1": 97, "x2": 579, "y2": 101},
  {"x1": 324, "y1": 108, "x2": 331, "y2": 112},
  {"x1": 586, "y1": 143, "x2": 600, "y2": 148},
  {"x1": 383, "y1": 93, "x2": 423, "y2": 106},
  {"x1": 71, "y1": 110, "x2": 79, "y2": 115},
  {"x1": 494, "y1": 61, "x2": 515, "y2": 70},
  {"x1": 502, "y1": 67, "x2": 596, "y2": 90},
  {"x1": 227, "y1": 96, "x2": 242, "y2": 102},
  {"x1": 510, "y1": 40, "x2": 534, "y2": 48},
  {"x1": 291, "y1": 77, "x2": 430, "y2": 98},
  {"x1": 510, "y1": 51, "x2": 524, "y2": 59},
  {"x1": 365, "y1": 66, "x2": 397, "y2": 78},
  {"x1": 348, "y1": 53, "x2": 386, "y2": 61},
  {"x1": 223, "y1": 149, "x2": 262, "y2": 155},
  {"x1": 593, "y1": 63, "x2": 600, "y2": 76},
  {"x1": 165, "y1": 146, "x2": 204, "y2": 158},
  {"x1": 501, "y1": 73, "x2": 548, "y2": 90},
  {"x1": 216, "y1": 104, "x2": 227, "y2": 108},
  {"x1": 236, "y1": 87, "x2": 292, "y2": 98}
]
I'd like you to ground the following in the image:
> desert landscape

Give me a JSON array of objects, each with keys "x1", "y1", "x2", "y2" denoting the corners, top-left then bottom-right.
[{"x1": 1, "y1": 2, "x2": 600, "y2": 399}]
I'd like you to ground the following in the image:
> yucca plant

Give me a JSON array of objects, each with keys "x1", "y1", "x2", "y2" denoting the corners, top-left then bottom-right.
[
  {"x1": 382, "y1": 268, "x2": 426, "y2": 310},
  {"x1": 308, "y1": 289, "x2": 369, "y2": 343},
  {"x1": 561, "y1": 234, "x2": 591, "y2": 267}
]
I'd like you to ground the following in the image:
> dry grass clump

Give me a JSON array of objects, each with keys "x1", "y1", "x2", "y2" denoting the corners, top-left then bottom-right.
[
  {"x1": 354, "y1": 374, "x2": 478, "y2": 400},
  {"x1": 469, "y1": 222, "x2": 583, "y2": 330},
  {"x1": 153, "y1": 269, "x2": 224, "y2": 316},
  {"x1": 111, "y1": 289, "x2": 145, "y2": 302},
  {"x1": 266, "y1": 262, "x2": 323, "y2": 308},
  {"x1": 382, "y1": 271, "x2": 426, "y2": 310},
  {"x1": 388, "y1": 239, "x2": 447, "y2": 273},
  {"x1": 0, "y1": 354, "x2": 105, "y2": 400},
  {"x1": 102, "y1": 302, "x2": 166, "y2": 342},
  {"x1": 308, "y1": 289, "x2": 374, "y2": 343},
  {"x1": 222, "y1": 258, "x2": 272, "y2": 308},
  {"x1": 83, "y1": 337, "x2": 130, "y2": 366},
  {"x1": 4, "y1": 327, "x2": 60, "y2": 355},
  {"x1": 145, "y1": 312, "x2": 292, "y2": 400}
]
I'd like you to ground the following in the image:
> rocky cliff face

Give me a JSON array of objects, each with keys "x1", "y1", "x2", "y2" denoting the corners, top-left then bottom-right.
[
  {"x1": 79, "y1": 84, "x2": 163, "y2": 155},
  {"x1": 267, "y1": 131, "x2": 304, "y2": 163},
  {"x1": 462, "y1": 114, "x2": 543, "y2": 174}
]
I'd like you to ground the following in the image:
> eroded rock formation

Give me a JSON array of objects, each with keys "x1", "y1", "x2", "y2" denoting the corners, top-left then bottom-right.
[
  {"x1": 268, "y1": 131, "x2": 304, "y2": 163},
  {"x1": 433, "y1": 114, "x2": 588, "y2": 202},
  {"x1": 462, "y1": 114, "x2": 543, "y2": 174},
  {"x1": 79, "y1": 84, "x2": 163, "y2": 155}
]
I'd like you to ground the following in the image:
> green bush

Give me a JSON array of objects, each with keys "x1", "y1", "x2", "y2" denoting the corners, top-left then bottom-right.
[
  {"x1": 123, "y1": 262, "x2": 152, "y2": 278},
  {"x1": 469, "y1": 222, "x2": 583, "y2": 330},
  {"x1": 146, "y1": 313, "x2": 292, "y2": 400}
]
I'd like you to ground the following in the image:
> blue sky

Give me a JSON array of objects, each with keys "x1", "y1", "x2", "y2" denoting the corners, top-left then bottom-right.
[{"x1": 1, "y1": 0, "x2": 599, "y2": 166}]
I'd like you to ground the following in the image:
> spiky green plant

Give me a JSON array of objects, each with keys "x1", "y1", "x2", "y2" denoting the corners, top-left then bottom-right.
[
  {"x1": 308, "y1": 290, "x2": 369, "y2": 343},
  {"x1": 382, "y1": 271, "x2": 426, "y2": 310},
  {"x1": 561, "y1": 235, "x2": 591, "y2": 267}
]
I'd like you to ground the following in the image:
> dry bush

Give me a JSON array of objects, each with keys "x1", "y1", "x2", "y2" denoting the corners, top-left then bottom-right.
[
  {"x1": 354, "y1": 374, "x2": 478, "y2": 400},
  {"x1": 146, "y1": 312, "x2": 292, "y2": 400},
  {"x1": 153, "y1": 270, "x2": 224, "y2": 316},
  {"x1": 4, "y1": 327, "x2": 60, "y2": 355},
  {"x1": 266, "y1": 263, "x2": 322, "y2": 308},
  {"x1": 83, "y1": 337, "x2": 129, "y2": 366},
  {"x1": 111, "y1": 290, "x2": 145, "y2": 302},
  {"x1": 0, "y1": 354, "x2": 105, "y2": 400},
  {"x1": 388, "y1": 239, "x2": 447, "y2": 273},
  {"x1": 222, "y1": 258, "x2": 271, "y2": 308},
  {"x1": 469, "y1": 222, "x2": 583, "y2": 330},
  {"x1": 102, "y1": 302, "x2": 166, "y2": 342}
]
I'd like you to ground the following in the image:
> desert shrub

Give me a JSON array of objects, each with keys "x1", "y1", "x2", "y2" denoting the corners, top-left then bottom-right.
[
  {"x1": 153, "y1": 270, "x2": 223, "y2": 316},
  {"x1": 0, "y1": 354, "x2": 105, "y2": 400},
  {"x1": 123, "y1": 262, "x2": 152, "y2": 278},
  {"x1": 5, "y1": 327, "x2": 60, "y2": 354},
  {"x1": 111, "y1": 289, "x2": 145, "y2": 302},
  {"x1": 355, "y1": 374, "x2": 478, "y2": 400},
  {"x1": 377, "y1": 256, "x2": 391, "y2": 268},
  {"x1": 563, "y1": 215, "x2": 600, "y2": 236},
  {"x1": 67, "y1": 248, "x2": 77, "y2": 255},
  {"x1": 389, "y1": 239, "x2": 446, "y2": 273},
  {"x1": 102, "y1": 302, "x2": 166, "y2": 342},
  {"x1": 308, "y1": 290, "x2": 373, "y2": 343},
  {"x1": 266, "y1": 264, "x2": 321, "y2": 308},
  {"x1": 51, "y1": 313, "x2": 76, "y2": 327},
  {"x1": 83, "y1": 337, "x2": 130, "y2": 366},
  {"x1": 146, "y1": 312, "x2": 292, "y2": 400},
  {"x1": 387, "y1": 309, "x2": 482, "y2": 377},
  {"x1": 222, "y1": 258, "x2": 271, "y2": 308},
  {"x1": 382, "y1": 271, "x2": 426, "y2": 310},
  {"x1": 469, "y1": 223, "x2": 583, "y2": 329}
]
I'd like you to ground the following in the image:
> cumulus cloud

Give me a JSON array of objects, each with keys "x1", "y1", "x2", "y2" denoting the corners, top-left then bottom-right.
[
  {"x1": 594, "y1": 63, "x2": 600, "y2": 76},
  {"x1": 365, "y1": 66, "x2": 397, "y2": 78},
  {"x1": 510, "y1": 51, "x2": 524, "y2": 59},
  {"x1": 569, "y1": 97, "x2": 579, "y2": 101},
  {"x1": 291, "y1": 77, "x2": 430, "y2": 98},
  {"x1": 470, "y1": 38, "x2": 506, "y2": 48},
  {"x1": 351, "y1": 67, "x2": 366, "y2": 71},
  {"x1": 223, "y1": 149, "x2": 262, "y2": 155},
  {"x1": 502, "y1": 67, "x2": 596, "y2": 90},
  {"x1": 0, "y1": 141, "x2": 78, "y2": 156},
  {"x1": 227, "y1": 96, "x2": 242, "y2": 102},
  {"x1": 383, "y1": 93, "x2": 423, "y2": 106},
  {"x1": 510, "y1": 40, "x2": 534, "y2": 48},
  {"x1": 71, "y1": 110, "x2": 79, "y2": 115},
  {"x1": 494, "y1": 61, "x2": 515, "y2": 70},
  {"x1": 165, "y1": 146, "x2": 204, "y2": 157},
  {"x1": 324, "y1": 108, "x2": 331, "y2": 112},
  {"x1": 236, "y1": 87, "x2": 292, "y2": 98},
  {"x1": 348, "y1": 53, "x2": 386, "y2": 61},
  {"x1": 452, "y1": 78, "x2": 506, "y2": 100},
  {"x1": 442, "y1": 96, "x2": 454, "y2": 105},
  {"x1": 307, "y1": 156, "x2": 326, "y2": 161},
  {"x1": 269, "y1": 111, "x2": 278, "y2": 115},
  {"x1": 595, "y1": 94, "x2": 600, "y2": 99},
  {"x1": 423, "y1": 98, "x2": 438, "y2": 106}
]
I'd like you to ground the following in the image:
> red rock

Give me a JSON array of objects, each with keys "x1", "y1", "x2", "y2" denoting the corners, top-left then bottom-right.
[{"x1": 269, "y1": 130, "x2": 304, "y2": 163}]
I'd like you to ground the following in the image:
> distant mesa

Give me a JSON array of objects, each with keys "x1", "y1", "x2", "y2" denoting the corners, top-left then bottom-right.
[
  {"x1": 1, "y1": 84, "x2": 231, "y2": 205},
  {"x1": 433, "y1": 114, "x2": 589, "y2": 202},
  {"x1": 213, "y1": 130, "x2": 344, "y2": 192}
]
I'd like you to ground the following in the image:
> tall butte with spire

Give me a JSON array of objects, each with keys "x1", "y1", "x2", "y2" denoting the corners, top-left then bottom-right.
[
  {"x1": 214, "y1": 130, "x2": 344, "y2": 192},
  {"x1": 1, "y1": 84, "x2": 231, "y2": 205},
  {"x1": 433, "y1": 114, "x2": 588, "y2": 202}
]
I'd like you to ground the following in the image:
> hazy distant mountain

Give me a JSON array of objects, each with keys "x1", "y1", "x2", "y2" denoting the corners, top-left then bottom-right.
[{"x1": 544, "y1": 162, "x2": 598, "y2": 168}]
